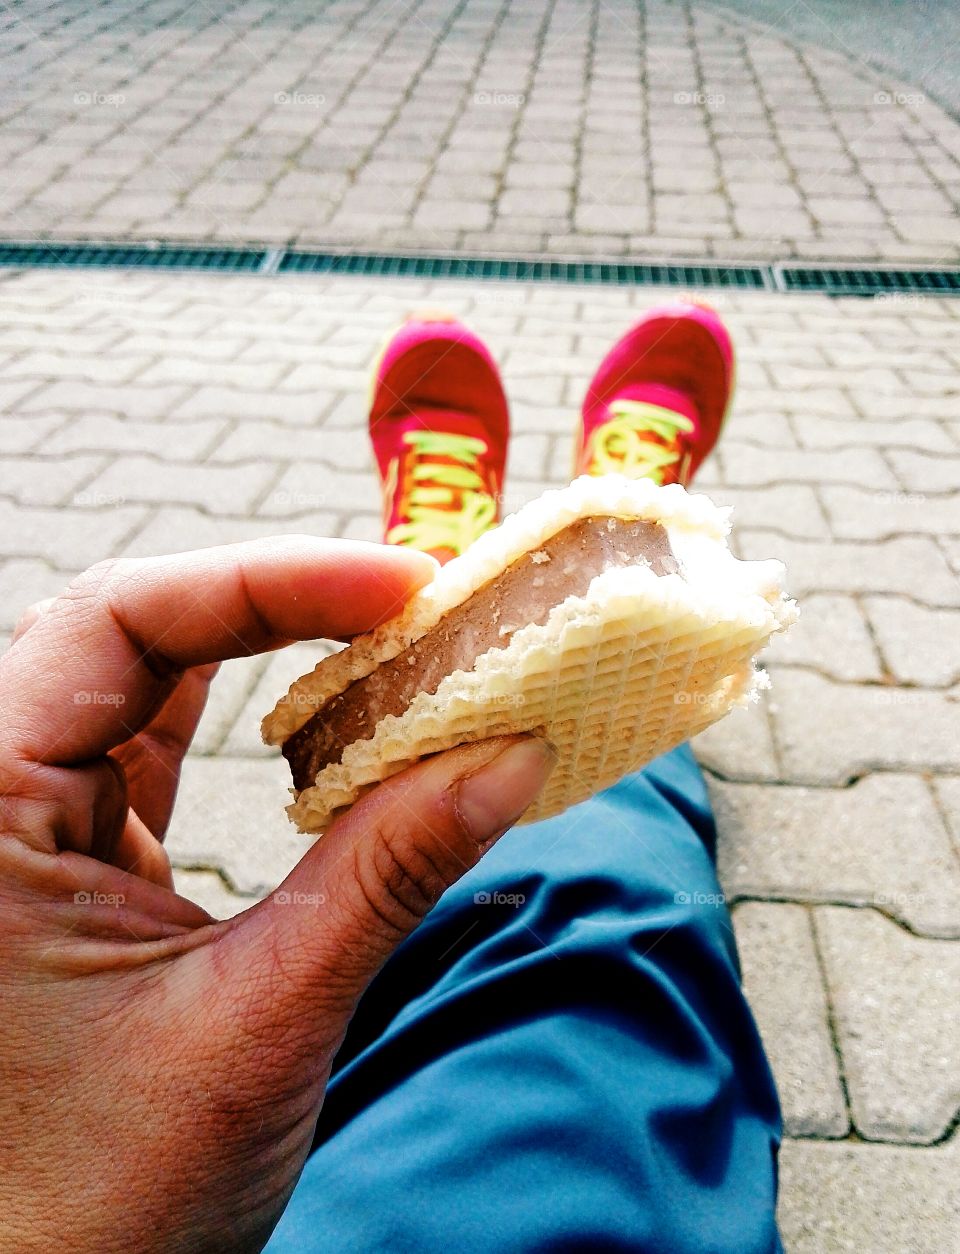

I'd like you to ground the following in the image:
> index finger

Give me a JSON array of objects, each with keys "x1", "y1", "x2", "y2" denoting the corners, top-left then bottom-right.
[{"x1": 0, "y1": 535, "x2": 436, "y2": 767}]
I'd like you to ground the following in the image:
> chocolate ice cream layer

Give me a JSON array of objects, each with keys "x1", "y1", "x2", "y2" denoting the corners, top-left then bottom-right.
[{"x1": 284, "y1": 515, "x2": 680, "y2": 791}]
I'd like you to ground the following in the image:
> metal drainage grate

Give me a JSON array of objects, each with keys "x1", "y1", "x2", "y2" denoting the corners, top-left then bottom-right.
[
  {"x1": 775, "y1": 264, "x2": 960, "y2": 297},
  {"x1": 0, "y1": 241, "x2": 267, "y2": 272},
  {"x1": 0, "y1": 240, "x2": 958, "y2": 297},
  {"x1": 278, "y1": 249, "x2": 769, "y2": 289}
]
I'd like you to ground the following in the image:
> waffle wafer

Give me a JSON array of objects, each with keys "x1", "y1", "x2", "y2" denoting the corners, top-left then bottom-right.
[{"x1": 263, "y1": 475, "x2": 797, "y2": 834}]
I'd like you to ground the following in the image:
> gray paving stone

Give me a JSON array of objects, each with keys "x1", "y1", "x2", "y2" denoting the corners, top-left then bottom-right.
[
  {"x1": 0, "y1": 453, "x2": 104, "y2": 506},
  {"x1": 692, "y1": 696, "x2": 780, "y2": 783},
  {"x1": 761, "y1": 593, "x2": 882, "y2": 681},
  {"x1": 189, "y1": 652, "x2": 271, "y2": 757},
  {"x1": 44, "y1": 414, "x2": 227, "y2": 459},
  {"x1": 362, "y1": 159, "x2": 433, "y2": 185},
  {"x1": 770, "y1": 668, "x2": 960, "y2": 784},
  {"x1": 280, "y1": 348, "x2": 376, "y2": 385},
  {"x1": 84, "y1": 455, "x2": 276, "y2": 514},
  {"x1": 259, "y1": 465, "x2": 379, "y2": 516},
  {"x1": 932, "y1": 777, "x2": 960, "y2": 859},
  {"x1": 0, "y1": 558, "x2": 77, "y2": 631},
  {"x1": 575, "y1": 204, "x2": 651, "y2": 233},
  {"x1": 820, "y1": 486, "x2": 960, "y2": 540},
  {"x1": 778, "y1": 1136, "x2": 960, "y2": 1254},
  {"x1": 0, "y1": 413, "x2": 65, "y2": 454},
  {"x1": 769, "y1": 362, "x2": 902, "y2": 394},
  {"x1": 719, "y1": 410, "x2": 797, "y2": 448},
  {"x1": 138, "y1": 356, "x2": 290, "y2": 390},
  {"x1": 863, "y1": 596, "x2": 960, "y2": 687},
  {"x1": 732, "y1": 902, "x2": 848, "y2": 1136},
  {"x1": 735, "y1": 386, "x2": 857, "y2": 418},
  {"x1": 736, "y1": 532, "x2": 960, "y2": 607},
  {"x1": 721, "y1": 443, "x2": 898, "y2": 490},
  {"x1": 498, "y1": 188, "x2": 570, "y2": 217},
  {"x1": 17, "y1": 381, "x2": 191, "y2": 419},
  {"x1": 209, "y1": 421, "x2": 374, "y2": 471},
  {"x1": 336, "y1": 513, "x2": 381, "y2": 543},
  {"x1": 940, "y1": 535, "x2": 960, "y2": 575},
  {"x1": 503, "y1": 162, "x2": 574, "y2": 189},
  {"x1": 899, "y1": 367, "x2": 960, "y2": 398},
  {"x1": 467, "y1": 229, "x2": 548, "y2": 252},
  {"x1": 814, "y1": 906, "x2": 960, "y2": 1142},
  {"x1": 887, "y1": 450, "x2": 960, "y2": 494},
  {"x1": 507, "y1": 432, "x2": 550, "y2": 479},
  {"x1": 120, "y1": 506, "x2": 339, "y2": 559},
  {"x1": 1, "y1": 499, "x2": 146, "y2": 569},
  {"x1": 414, "y1": 201, "x2": 491, "y2": 230},
  {"x1": 8, "y1": 350, "x2": 154, "y2": 385},
  {"x1": 894, "y1": 214, "x2": 960, "y2": 244},
  {"x1": 710, "y1": 484, "x2": 830, "y2": 539},
  {"x1": 0, "y1": 384, "x2": 62, "y2": 427},
  {"x1": 505, "y1": 348, "x2": 589, "y2": 382},
  {"x1": 714, "y1": 774, "x2": 960, "y2": 937},
  {"x1": 171, "y1": 385, "x2": 336, "y2": 427},
  {"x1": 118, "y1": 333, "x2": 247, "y2": 361},
  {"x1": 165, "y1": 756, "x2": 306, "y2": 895},
  {"x1": 795, "y1": 416, "x2": 956, "y2": 454},
  {"x1": 857, "y1": 391, "x2": 958, "y2": 421},
  {"x1": 221, "y1": 640, "x2": 340, "y2": 757}
]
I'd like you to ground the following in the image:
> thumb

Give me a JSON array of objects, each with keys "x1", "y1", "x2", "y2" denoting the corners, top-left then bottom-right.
[{"x1": 229, "y1": 735, "x2": 556, "y2": 1035}]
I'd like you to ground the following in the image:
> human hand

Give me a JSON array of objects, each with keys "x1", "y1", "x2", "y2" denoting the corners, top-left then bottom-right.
[{"x1": 0, "y1": 538, "x2": 555, "y2": 1252}]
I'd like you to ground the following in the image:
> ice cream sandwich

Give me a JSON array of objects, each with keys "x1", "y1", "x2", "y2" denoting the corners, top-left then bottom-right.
[{"x1": 263, "y1": 474, "x2": 797, "y2": 834}]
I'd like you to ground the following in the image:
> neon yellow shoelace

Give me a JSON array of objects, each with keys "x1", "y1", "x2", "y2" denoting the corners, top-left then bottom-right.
[
  {"x1": 585, "y1": 399, "x2": 695, "y2": 483},
  {"x1": 386, "y1": 429, "x2": 497, "y2": 555}
]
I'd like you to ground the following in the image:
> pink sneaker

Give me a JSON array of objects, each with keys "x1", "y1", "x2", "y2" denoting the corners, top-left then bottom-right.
[
  {"x1": 575, "y1": 301, "x2": 735, "y2": 485},
  {"x1": 369, "y1": 312, "x2": 510, "y2": 565}
]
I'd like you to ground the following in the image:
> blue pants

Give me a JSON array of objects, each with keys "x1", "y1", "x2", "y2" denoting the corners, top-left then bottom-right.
[{"x1": 265, "y1": 745, "x2": 782, "y2": 1252}]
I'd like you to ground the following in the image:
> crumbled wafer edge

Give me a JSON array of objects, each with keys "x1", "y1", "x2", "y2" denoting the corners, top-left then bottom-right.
[{"x1": 262, "y1": 475, "x2": 732, "y2": 745}]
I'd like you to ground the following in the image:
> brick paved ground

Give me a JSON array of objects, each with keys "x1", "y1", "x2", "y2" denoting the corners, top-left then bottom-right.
[
  {"x1": 3, "y1": 0, "x2": 959, "y2": 261},
  {"x1": 0, "y1": 267, "x2": 957, "y2": 1248}
]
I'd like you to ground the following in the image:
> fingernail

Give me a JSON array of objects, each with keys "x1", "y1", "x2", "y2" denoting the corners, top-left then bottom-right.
[{"x1": 455, "y1": 738, "x2": 557, "y2": 840}]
